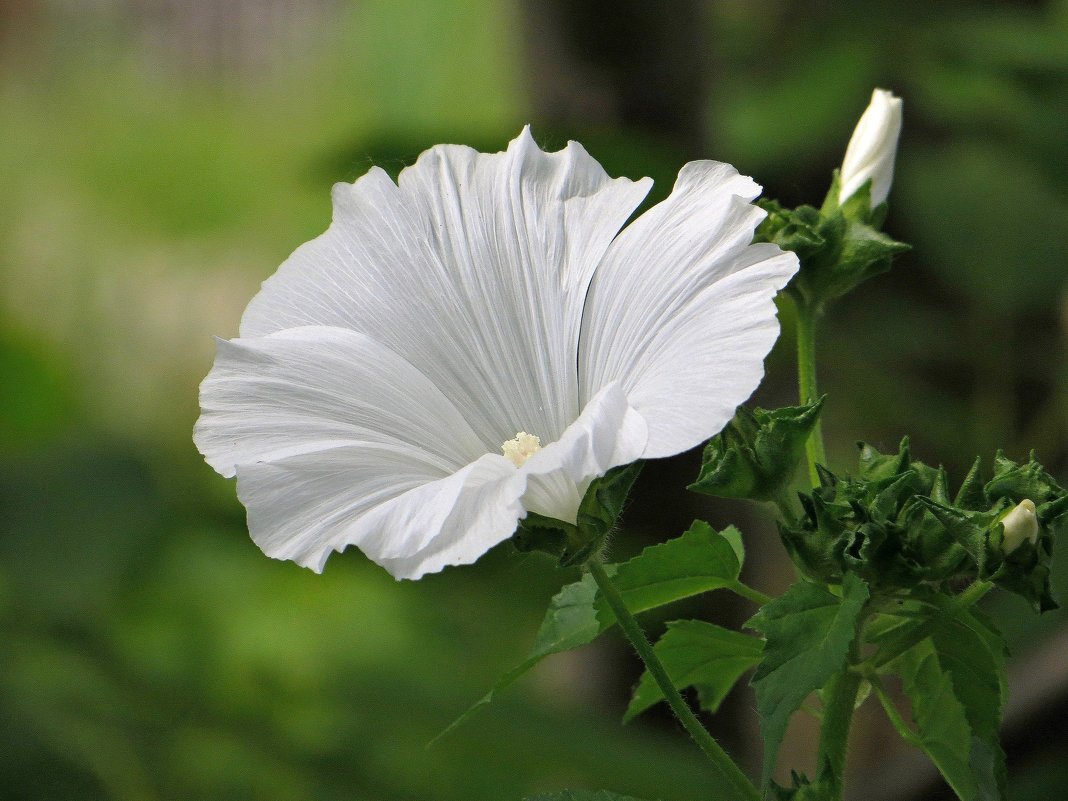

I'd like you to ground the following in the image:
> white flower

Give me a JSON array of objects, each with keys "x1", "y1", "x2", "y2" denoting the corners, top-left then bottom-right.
[
  {"x1": 838, "y1": 88, "x2": 903, "y2": 207},
  {"x1": 194, "y1": 127, "x2": 798, "y2": 579},
  {"x1": 1000, "y1": 499, "x2": 1039, "y2": 554}
]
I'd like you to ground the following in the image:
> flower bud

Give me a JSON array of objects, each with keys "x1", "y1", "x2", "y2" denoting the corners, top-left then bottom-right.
[
  {"x1": 1000, "y1": 499, "x2": 1039, "y2": 554},
  {"x1": 838, "y1": 88, "x2": 903, "y2": 208}
]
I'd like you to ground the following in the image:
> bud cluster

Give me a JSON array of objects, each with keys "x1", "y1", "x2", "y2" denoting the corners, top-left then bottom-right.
[{"x1": 779, "y1": 440, "x2": 1066, "y2": 610}]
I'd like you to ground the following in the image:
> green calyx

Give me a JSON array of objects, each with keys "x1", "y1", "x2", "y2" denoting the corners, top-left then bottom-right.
[
  {"x1": 511, "y1": 461, "x2": 643, "y2": 567},
  {"x1": 756, "y1": 174, "x2": 909, "y2": 310},
  {"x1": 779, "y1": 439, "x2": 1065, "y2": 611},
  {"x1": 689, "y1": 398, "x2": 825, "y2": 503}
]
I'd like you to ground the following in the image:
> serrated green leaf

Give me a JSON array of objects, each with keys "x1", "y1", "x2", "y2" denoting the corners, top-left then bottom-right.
[
  {"x1": 596, "y1": 521, "x2": 743, "y2": 623},
  {"x1": 438, "y1": 522, "x2": 746, "y2": 741},
  {"x1": 747, "y1": 573, "x2": 869, "y2": 786},
  {"x1": 625, "y1": 619, "x2": 763, "y2": 721},
  {"x1": 524, "y1": 791, "x2": 651, "y2": 801},
  {"x1": 876, "y1": 593, "x2": 1007, "y2": 799},
  {"x1": 896, "y1": 643, "x2": 979, "y2": 800}
]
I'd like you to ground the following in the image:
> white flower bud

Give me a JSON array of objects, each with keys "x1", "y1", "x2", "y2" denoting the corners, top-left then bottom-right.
[
  {"x1": 1000, "y1": 499, "x2": 1039, "y2": 554},
  {"x1": 838, "y1": 88, "x2": 903, "y2": 207}
]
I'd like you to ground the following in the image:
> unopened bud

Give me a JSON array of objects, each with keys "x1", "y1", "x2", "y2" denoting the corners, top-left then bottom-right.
[
  {"x1": 1000, "y1": 499, "x2": 1039, "y2": 554},
  {"x1": 838, "y1": 88, "x2": 903, "y2": 207}
]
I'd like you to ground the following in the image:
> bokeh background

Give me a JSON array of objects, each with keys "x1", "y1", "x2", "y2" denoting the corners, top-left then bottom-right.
[{"x1": 2, "y1": 1, "x2": 1067, "y2": 799}]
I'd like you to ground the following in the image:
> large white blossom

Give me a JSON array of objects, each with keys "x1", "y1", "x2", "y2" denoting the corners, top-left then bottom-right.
[{"x1": 194, "y1": 128, "x2": 798, "y2": 579}]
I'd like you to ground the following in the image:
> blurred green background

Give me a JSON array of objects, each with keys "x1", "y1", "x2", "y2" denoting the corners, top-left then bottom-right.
[{"x1": 2, "y1": 1, "x2": 1067, "y2": 799}]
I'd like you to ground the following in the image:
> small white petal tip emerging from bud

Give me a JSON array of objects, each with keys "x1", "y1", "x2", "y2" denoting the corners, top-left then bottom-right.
[
  {"x1": 1001, "y1": 499, "x2": 1039, "y2": 554},
  {"x1": 502, "y1": 432, "x2": 542, "y2": 467},
  {"x1": 838, "y1": 88, "x2": 903, "y2": 208}
]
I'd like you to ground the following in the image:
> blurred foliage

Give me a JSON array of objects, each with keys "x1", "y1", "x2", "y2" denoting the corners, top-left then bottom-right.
[{"x1": 1, "y1": 1, "x2": 1067, "y2": 800}]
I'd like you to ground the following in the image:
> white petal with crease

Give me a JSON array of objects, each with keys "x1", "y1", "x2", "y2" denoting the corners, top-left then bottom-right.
[
  {"x1": 240, "y1": 127, "x2": 651, "y2": 446},
  {"x1": 194, "y1": 325, "x2": 485, "y2": 478},
  {"x1": 580, "y1": 160, "x2": 798, "y2": 458}
]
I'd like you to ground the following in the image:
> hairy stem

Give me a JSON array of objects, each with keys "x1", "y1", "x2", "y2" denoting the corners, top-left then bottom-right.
[
  {"x1": 816, "y1": 641, "x2": 862, "y2": 800},
  {"x1": 795, "y1": 299, "x2": 828, "y2": 486},
  {"x1": 585, "y1": 558, "x2": 760, "y2": 801},
  {"x1": 729, "y1": 580, "x2": 773, "y2": 608}
]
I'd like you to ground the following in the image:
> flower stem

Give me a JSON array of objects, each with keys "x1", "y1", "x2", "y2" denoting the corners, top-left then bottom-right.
[
  {"x1": 771, "y1": 491, "x2": 799, "y2": 527},
  {"x1": 815, "y1": 641, "x2": 861, "y2": 801},
  {"x1": 585, "y1": 558, "x2": 760, "y2": 801},
  {"x1": 795, "y1": 299, "x2": 827, "y2": 486}
]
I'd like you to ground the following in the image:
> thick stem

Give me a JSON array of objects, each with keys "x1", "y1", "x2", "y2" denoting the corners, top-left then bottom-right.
[
  {"x1": 770, "y1": 492, "x2": 800, "y2": 528},
  {"x1": 816, "y1": 642, "x2": 862, "y2": 801},
  {"x1": 585, "y1": 558, "x2": 760, "y2": 801},
  {"x1": 795, "y1": 299, "x2": 827, "y2": 486}
]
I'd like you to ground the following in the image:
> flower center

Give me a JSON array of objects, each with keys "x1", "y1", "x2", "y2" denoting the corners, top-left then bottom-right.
[{"x1": 502, "y1": 432, "x2": 542, "y2": 467}]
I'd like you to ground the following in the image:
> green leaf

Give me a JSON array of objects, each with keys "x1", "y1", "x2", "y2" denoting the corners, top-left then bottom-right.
[
  {"x1": 895, "y1": 643, "x2": 979, "y2": 801},
  {"x1": 596, "y1": 521, "x2": 743, "y2": 624},
  {"x1": 747, "y1": 573, "x2": 869, "y2": 786},
  {"x1": 625, "y1": 619, "x2": 763, "y2": 721},
  {"x1": 438, "y1": 522, "x2": 745, "y2": 741},
  {"x1": 875, "y1": 592, "x2": 1007, "y2": 800},
  {"x1": 524, "y1": 791, "x2": 651, "y2": 801}
]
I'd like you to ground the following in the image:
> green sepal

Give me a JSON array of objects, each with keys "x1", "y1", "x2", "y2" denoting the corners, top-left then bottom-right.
[
  {"x1": 985, "y1": 449, "x2": 1065, "y2": 504},
  {"x1": 954, "y1": 457, "x2": 986, "y2": 510},
  {"x1": 756, "y1": 200, "x2": 827, "y2": 263},
  {"x1": 768, "y1": 763, "x2": 835, "y2": 801},
  {"x1": 982, "y1": 452, "x2": 1065, "y2": 611},
  {"x1": 689, "y1": 398, "x2": 825, "y2": 502},
  {"x1": 757, "y1": 179, "x2": 909, "y2": 309},
  {"x1": 512, "y1": 461, "x2": 643, "y2": 566}
]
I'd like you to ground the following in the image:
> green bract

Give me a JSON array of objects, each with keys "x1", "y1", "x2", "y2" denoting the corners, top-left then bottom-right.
[
  {"x1": 756, "y1": 175, "x2": 909, "y2": 310},
  {"x1": 779, "y1": 439, "x2": 1065, "y2": 610},
  {"x1": 512, "y1": 461, "x2": 644, "y2": 566},
  {"x1": 689, "y1": 398, "x2": 825, "y2": 502}
]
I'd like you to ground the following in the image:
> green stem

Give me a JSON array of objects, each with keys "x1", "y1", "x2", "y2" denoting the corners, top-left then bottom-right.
[
  {"x1": 585, "y1": 558, "x2": 760, "y2": 801},
  {"x1": 795, "y1": 299, "x2": 827, "y2": 486},
  {"x1": 954, "y1": 578, "x2": 994, "y2": 609},
  {"x1": 728, "y1": 580, "x2": 773, "y2": 608},
  {"x1": 815, "y1": 641, "x2": 861, "y2": 801},
  {"x1": 771, "y1": 491, "x2": 799, "y2": 528},
  {"x1": 865, "y1": 670, "x2": 922, "y2": 748}
]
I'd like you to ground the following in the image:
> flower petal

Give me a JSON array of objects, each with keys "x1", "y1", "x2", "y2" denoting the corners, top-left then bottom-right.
[
  {"x1": 580, "y1": 161, "x2": 798, "y2": 458},
  {"x1": 194, "y1": 325, "x2": 485, "y2": 479},
  {"x1": 239, "y1": 127, "x2": 651, "y2": 447},
  {"x1": 521, "y1": 381, "x2": 648, "y2": 522},
  {"x1": 237, "y1": 450, "x2": 523, "y2": 578}
]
